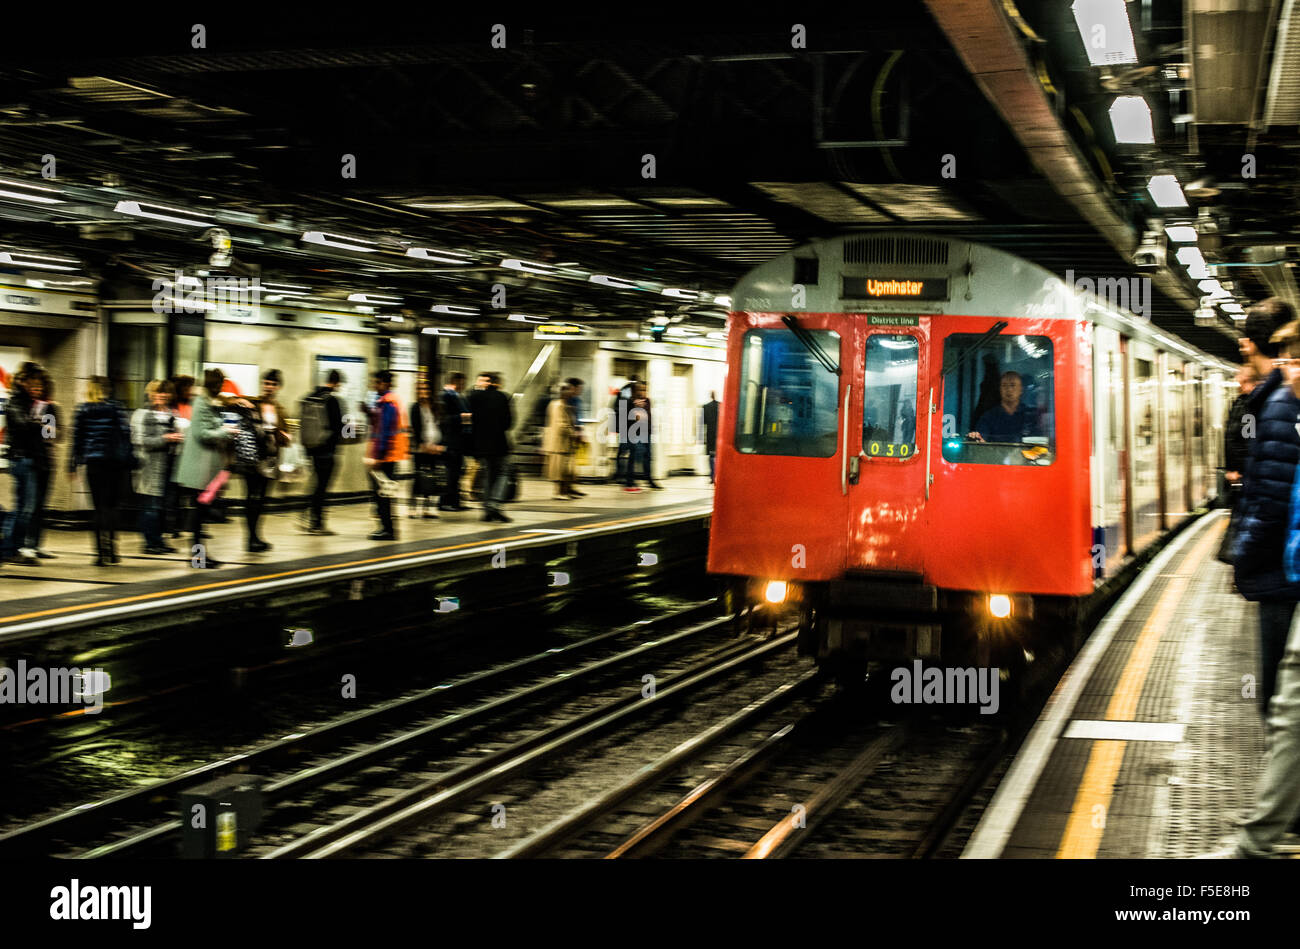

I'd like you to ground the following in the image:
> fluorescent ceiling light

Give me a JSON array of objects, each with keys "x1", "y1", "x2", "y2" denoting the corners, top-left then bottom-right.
[
  {"x1": 625, "y1": 331, "x2": 640, "y2": 339},
  {"x1": 0, "y1": 178, "x2": 64, "y2": 205},
  {"x1": 302, "y1": 231, "x2": 378, "y2": 253},
  {"x1": 665, "y1": 326, "x2": 689, "y2": 336},
  {"x1": 501, "y1": 258, "x2": 556, "y2": 275},
  {"x1": 348, "y1": 293, "x2": 403, "y2": 305},
  {"x1": 429, "y1": 304, "x2": 480, "y2": 316},
  {"x1": 589, "y1": 274, "x2": 640, "y2": 290},
  {"x1": 1109, "y1": 96, "x2": 1154, "y2": 144},
  {"x1": 0, "y1": 250, "x2": 79, "y2": 271},
  {"x1": 1222, "y1": 303, "x2": 1245, "y2": 314},
  {"x1": 1165, "y1": 225, "x2": 1198, "y2": 243},
  {"x1": 507, "y1": 313, "x2": 547, "y2": 323},
  {"x1": 115, "y1": 200, "x2": 213, "y2": 228},
  {"x1": 706, "y1": 331, "x2": 726, "y2": 340},
  {"x1": 1198, "y1": 279, "x2": 1223, "y2": 294},
  {"x1": 1071, "y1": 0, "x2": 1138, "y2": 67},
  {"x1": 422, "y1": 327, "x2": 468, "y2": 336},
  {"x1": 662, "y1": 288, "x2": 700, "y2": 300},
  {"x1": 711, "y1": 295, "x2": 732, "y2": 308},
  {"x1": 1176, "y1": 246, "x2": 1205, "y2": 268},
  {"x1": 406, "y1": 247, "x2": 474, "y2": 264},
  {"x1": 1147, "y1": 175, "x2": 1188, "y2": 208},
  {"x1": 1185, "y1": 261, "x2": 1211, "y2": 279}
]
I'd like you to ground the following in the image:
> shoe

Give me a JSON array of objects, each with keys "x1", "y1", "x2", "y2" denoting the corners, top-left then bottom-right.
[
  {"x1": 35, "y1": 549, "x2": 56, "y2": 559},
  {"x1": 423, "y1": 510, "x2": 438, "y2": 519},
  {"x1": 17, "y1": 547, "x2": 39, "y2": 565},
  {"x1": 94, "y1": 557, "x2": 108, "y2": 567},
  {"x1": 493, "y1": 511, "x2": 512, "y2": 523},
  {"x1": 553, "y1": 495, "x2": 572, "y2": 501},
  {"x1": 648, "y1": 482, "x2": 664, "y2": 490},
  {"x1": 144, "y1": 546, "x2": 171, "y2": 555},
  {"x1": 248, "y1": 539, "x2": 272, "y2": 553},
  {"x1": 368, "y1": 530, "x2": 397, "y2": 541},
  {"x1": 624, "y1": 486, "x2": 642, "y2": 493},
  {"x1": 307, "y1": 527, "x2": 336, "y2": 536}
]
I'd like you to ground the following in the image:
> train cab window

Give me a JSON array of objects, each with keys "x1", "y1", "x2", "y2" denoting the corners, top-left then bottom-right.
[
  {"x1": 862, "y1": 334, "x2": 918, "y2": 459},
  {"x1": 940, "y1": 333, "x2": 1055, "y2": 466},
  {"x1": 735, "y1": 329, "x2": 841, "y2": 457}
]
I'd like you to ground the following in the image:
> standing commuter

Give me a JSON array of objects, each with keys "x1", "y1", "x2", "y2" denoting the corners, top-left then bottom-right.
[
  {"x1": 25, "y1": 370, "x2": 59, "y2": 560},
  {"x1": 69, "y1": 376, "x2": 134, "y2": 567},
  {"x1": 624, "y1": 382, "x2": 662, "y2": 492},
  {"x1": 564, "y1": 378, "x2": 587, "y2": 497},
  {"x1": 1, "y1": 363, "x2": 45, "y2": 565},
  {"x1": 610, "y1": 375, "x2": 640, "y2": 484},
  {"x1": 239, "y1": 369, "x2": 290, "y2": 553},
  {"x1": 409, "y1": 378, "x2": 443, "y2": 519},
  {"x1": 542, "y1": 383, "x2": 578, "y2": 499},
  {"x1": 701, "y1": 391, "x2": 720, "y2": 484},
  {"x1": 438, "y1": 372, "x2": 470, "y2": 511},
  {"x1": 175, "y1": 368, "x2": 236, "y2": 568},
  {"x1": 167, "y1": 375, "x2": 195, "y2": 538},
  {"x1": 469, "y1": 371, "x2": 513, "y2": 522},
  {"x1": 1231, "y1": 298, "x2": 1300, "y2": 717},
  {"x1": 364, "y1": 370, "x2": 409, "y2": 540},
  {"x1": 300, "y1": 369, "x2": 344, "y2": 535},
  {"x1": 137, "y1": 380, "x2": 183, "y2": 554},
  {"x1": 1225, "y1": 363, "x2": 1259, "y2": 495}
]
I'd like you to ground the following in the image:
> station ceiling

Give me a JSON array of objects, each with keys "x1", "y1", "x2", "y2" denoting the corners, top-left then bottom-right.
[{"x1": 0, "y1": 6, "x2": 1293, "y2": 360}]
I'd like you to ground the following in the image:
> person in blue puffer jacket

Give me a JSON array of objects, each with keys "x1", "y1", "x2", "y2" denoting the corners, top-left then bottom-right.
[
  {"x1": 69, "y1": 376, "x2": 134, "y2": 567},
  {"x1": 1232, "y1": 299, "x2": 1300, "y2": 716}
]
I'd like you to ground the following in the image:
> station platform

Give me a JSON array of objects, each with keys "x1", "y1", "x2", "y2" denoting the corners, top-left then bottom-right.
[
  {"x1": 0, "y1": 476, "x2": 714, "y2": 646},
  {"x1": 963, "y1": 509, "x2": 1275, "y2": 859}
]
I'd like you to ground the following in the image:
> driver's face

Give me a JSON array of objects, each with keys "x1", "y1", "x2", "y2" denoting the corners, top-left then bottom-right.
[{"x1": 1000, "y1": 376, "x2": 1023, "y2": 406}]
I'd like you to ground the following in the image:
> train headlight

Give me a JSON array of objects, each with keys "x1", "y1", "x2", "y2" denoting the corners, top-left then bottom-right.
[
  {"x1": 988, "y1": 594, "x2": 1012, "y2": 619},
  {"x1": 764, "y1": 580, "x2": 788, "y2": 604}
]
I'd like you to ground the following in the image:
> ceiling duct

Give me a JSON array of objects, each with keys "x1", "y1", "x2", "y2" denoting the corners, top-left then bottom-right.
[{"x1": 1264, "y1": 0, "x2": 1300, "y2": 125}]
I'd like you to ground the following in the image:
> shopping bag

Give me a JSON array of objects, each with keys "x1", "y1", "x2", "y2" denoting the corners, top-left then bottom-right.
[{"x1": 199, "y1": 469, "x2": 230, "y2": 506}]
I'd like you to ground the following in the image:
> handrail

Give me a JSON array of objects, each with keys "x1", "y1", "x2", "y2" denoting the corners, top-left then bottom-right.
[{"x1": 841, "y1": 384, "x2": 852, "y2": 496}]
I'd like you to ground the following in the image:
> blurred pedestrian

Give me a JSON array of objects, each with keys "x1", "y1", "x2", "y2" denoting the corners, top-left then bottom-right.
[
  {"x1": 239, "y1": 369, "x2": 289, "y2": 553},
  {"x1": 137, "y1": 379, "x2": 183, "y2": 554},
  {"x1": 300, "y1": 369, "x2": 344, "y2": 535},
  {"x1": 438, "y1": 372, "x2": 470, "y2": 511},
  {"x1": 69, "y1": 376, "x2": 134, "y2": 567},
  {"x1": 701, "y1": 390, "x2": 720, "y2": 484},
  {"x1": 542, "y1": 383, "x2": 578, "y2": 499},
  {"x1": 624, "y1": 382, "x2": 661, "y2": 492},
  {"x1": 610, "y1": 375, "x2": 639, "y2": 484},
  {"x1": 25, "y1": 370, "x2": 60, "y2": 559},
  {"x1": 409, "y1": 377, "x2": 443, "y2": 519},
  {"x1": 565, "y1": 377, "x2": 587, "y2": 497},
  {"x1": 175, "y1": 368, "x2": 236, "y2": 568},
  {"x1": 1, "y1": 362, "x2": 45, "y2": 565},
  {"x1": 364, "y1": 370, "x2": 408, "y2": 540},
  {"x1": 166, "y1": 375, "x2": 195, "y2": 538},
  {"x1": 469, "y1": 371, "x2": 512, "y2": 522}
]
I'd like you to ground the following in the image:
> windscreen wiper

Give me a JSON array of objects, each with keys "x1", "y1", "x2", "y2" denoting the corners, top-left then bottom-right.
[
  {"x1": 781, "y1": 315, "x2": 840, "y2": 376},
  {"x1": 941, "y1": 320, "x2": 1008, "y2": 378}
]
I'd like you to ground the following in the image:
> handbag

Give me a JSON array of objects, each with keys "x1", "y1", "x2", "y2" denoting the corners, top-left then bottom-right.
[{"x1": 1216, "y1": 502, "x2": 1242, "y2": 565}]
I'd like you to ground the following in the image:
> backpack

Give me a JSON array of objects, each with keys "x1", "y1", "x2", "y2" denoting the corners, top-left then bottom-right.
[{"x1": 299, "y1": 393, "x2": 331, "y2": 450}]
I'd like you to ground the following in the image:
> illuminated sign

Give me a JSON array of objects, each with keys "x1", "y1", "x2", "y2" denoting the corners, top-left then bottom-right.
[
  {"x1": 865, "y1": 440, "x2": 914, "y2": 458},
  {"x1": 867, "y1": 315, "x2": 919, "y2": 327},
  {"x1": 534, "y1": 323, "x2": 587, "y2": 338},
  {"x1": 843, "y1": 277, "x2": 948, "y2": 301}
]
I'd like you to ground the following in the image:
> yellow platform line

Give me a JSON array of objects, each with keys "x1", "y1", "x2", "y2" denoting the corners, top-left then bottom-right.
[{"x1": 1055, "y1": 521, "x2": 1224, "y2": 859}]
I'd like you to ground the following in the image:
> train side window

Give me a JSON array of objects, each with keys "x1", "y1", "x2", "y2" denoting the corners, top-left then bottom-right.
[
  {"x1": 940, "y1": 333, "x2": 1055, "y2": 466},
  {"x1": 862, "y1": 334, "x2": 918, "y2": 459},
  {"x1": 734, "y1": 329, "x2": 841, "y2": 457}
]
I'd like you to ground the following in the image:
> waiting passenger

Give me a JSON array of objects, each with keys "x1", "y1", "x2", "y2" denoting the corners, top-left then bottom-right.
[
  {"x1": 542, "y1": 383, "x2": 578, "y2": 500},
  {"x1": 967, "y1": 372, "x2": 1039, "y2": 443},
  {"x1": 469, "y1": 371, "x2": 513, "y2": 522},
  {"x1": 69, "y1": 376, "x2": 135, "y2": 567},
  {"x1": 24, "y1": 370, "x2": 59, "y2": 561},
  {"x1": 438, "y1": 372, "x2": 470, "y2": 511},
  {"x1": 1231, "y1": 300, "x2": 1300, "y2": 717},
  {"x1": 409, "y1": 378, "x2": 443, "y2": 519},
  {"x1": 1, "y1": 362, "x2": 45, "y2": 566},
  {"x1": 175, "y1": 368, "x2": 236, "y2": 568},
  {"x1": 364, "y1": 370, "x2": 408, "y2": 540},
  {"x1": 137, "y1": 380, "x2": 183, "y2": 555},
  {"x1": 300, "y1": 369, "x2": 344, "y2": 535},
  {"x1": 240, "y1": 369, "x2": 290, "y2": 553}
]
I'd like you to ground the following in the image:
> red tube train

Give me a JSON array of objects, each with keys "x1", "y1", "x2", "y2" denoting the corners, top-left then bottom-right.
[{"x1": 707, "y1": 233, "x2": 1235, "y2": 673}]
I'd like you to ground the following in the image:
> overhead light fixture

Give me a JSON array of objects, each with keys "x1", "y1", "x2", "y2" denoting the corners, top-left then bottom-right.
[
  {"x1": 1071, "y1": 0, "x2": 1138, "y2": 67},
  {"x1": 625, "y1": 331, "x2": 640, "y2": 339},
  {"x1": 1175, "y1": 246, "x2": 1204, "y2": 267},
  {"x1": 406, "y1": 247, "x2": 475, "y2": 264},
  {"x1": 302, "y1": 231, "x2": 379, "y2": 253},
  {"x1": 0, "y1": 250, "x2": 79, "y2": 271},
  {"x1": 1222, "y1": 303, "x2": 1245, "y2": 314},
  {"x1": 429, "y1": 304, "x2": 480, "y2": 316},
  {"x1": 706, "y1": 331, "x2": 726, "y2": 340},
  {"x1": 114, "y1": 200, "x2": 214, "y2": 228},
  {"x1": 422, "y1": 327, "x2": 469, "y2": 336},
  {"x1": 501, "y1": 258, "x2": 556, "y2": 275},
  {"x1": 661, "y1": 288, "x2": 700, "y2": 301},
  {"x1": 0, "y1": 178, "x2": 64, "y2": 205},
  {"x1": 1165, "y1": 225, "x2": 1198, "y2": 243},
  {"x1": 1147, "y1": 175, "x2": 1188, "y2": 208},
  {"x1": 507, "y1": 313, "x2": 547, "y2": 323},
  {"x1": 589, "y1": 274, "x2": 640, "y2": 290},
  {"x1": 711, "y1": 295, "x2": 732, "y2": 308},
  {"x1": 1198, "y1": 279, "x2": 1223, "y2": 294},
  {"x1": 1108, "y1": 96, "x2": 1154, "y2": 144},
  {"x1": 347, "y1": 293, "x2": 403, "y2": 305}
]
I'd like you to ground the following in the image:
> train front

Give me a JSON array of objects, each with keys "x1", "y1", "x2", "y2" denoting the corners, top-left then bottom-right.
[{"x1": 707, "y1": 234, "x2": 1093, "y2": 672}]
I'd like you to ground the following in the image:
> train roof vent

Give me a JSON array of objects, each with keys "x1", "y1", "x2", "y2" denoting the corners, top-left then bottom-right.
[{"x1": 843, "y1": 236, "x2": 949, "y2": 267}]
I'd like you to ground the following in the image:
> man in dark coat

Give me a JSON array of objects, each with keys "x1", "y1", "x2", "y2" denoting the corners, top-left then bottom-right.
[
  {"x1": 469, "y1": 371, "x2": 513, "y2": 522},
  {"x1": 1233, "y1": 297, "x2": 1300, "y2": 715},
  {"x1": 438, "y1": 372, "x2": 469, "y2": 511},
  {"x1": 610, "y1": 376, "x2": 640, "y2": 484},
  {"x1": 701, "y1": 391, "x2": 720, "y2": 484},
  {"x1": 303, "y1": 369, "x2": 344, "y2": 535},
  {"x1": 1224, "y1": 363, "x2": 1259, "y2": 499}
]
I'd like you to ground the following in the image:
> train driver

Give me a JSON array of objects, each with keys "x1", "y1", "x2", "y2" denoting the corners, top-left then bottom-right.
[{"x1": 967, "y1": 371, "x2": 1040, "y2": 443}]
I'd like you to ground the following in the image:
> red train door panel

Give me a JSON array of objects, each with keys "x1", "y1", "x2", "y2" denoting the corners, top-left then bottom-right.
[
  {"x1": 707, "y1": 312, "x2": 850, "y2": 582},
  {"x1": 845, "y1": 318, "x2": 932, "y2": 574}
]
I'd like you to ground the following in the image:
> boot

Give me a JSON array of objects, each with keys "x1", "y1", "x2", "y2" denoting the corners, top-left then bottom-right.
[
  {"x1": 109, "y1": 531, "x2": 120, "y2": 565},
  {"x1": 94, "y1": 530, "x2": 108, "y2": 567}
]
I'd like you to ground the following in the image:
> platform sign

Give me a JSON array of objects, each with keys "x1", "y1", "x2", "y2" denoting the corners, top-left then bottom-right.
[
  {"x1": 534, "y1": 323, "x2": 587, "y2": 339},
  {"x1": 315, "y1": 355, "x2": 369, "y2": 421},
  {"x1": 387, "y1": 336, "x2": 417, "y2": 371}
]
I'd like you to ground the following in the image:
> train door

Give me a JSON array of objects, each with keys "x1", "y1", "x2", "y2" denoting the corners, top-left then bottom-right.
[
  {"x1": 710, "y1": 314, "x2": 848, "y2": 582},
  {"x1": 844, "y1": 318, "x2": 929, "y2": 573}
]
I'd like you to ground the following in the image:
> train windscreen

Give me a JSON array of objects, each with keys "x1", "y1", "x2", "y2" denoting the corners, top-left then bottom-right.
[
  {"x1": 940, "y1": 333, "x2": 1055, "y2": 466},
  {"x1": 862, "y1": 334, "x2": 919, "y2": 459},
  {"x1": 735, "y1": 329, "x2": 840, "y2": 457}
]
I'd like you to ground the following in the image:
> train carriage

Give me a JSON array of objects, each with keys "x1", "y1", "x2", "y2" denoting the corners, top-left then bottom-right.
[{"x1": 708, "y1": 233, "x2": 1235, "y2": 672}]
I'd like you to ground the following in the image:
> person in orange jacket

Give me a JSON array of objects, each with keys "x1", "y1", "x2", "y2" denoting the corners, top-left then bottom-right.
[{"x1": 363, "y1": 370, "x2": 408, "y2": 540}]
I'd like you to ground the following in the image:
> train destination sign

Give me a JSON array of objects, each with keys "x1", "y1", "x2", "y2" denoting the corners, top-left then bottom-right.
[{"x1": 842, "y1": 276, "x2": 949, "y2": 301}]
